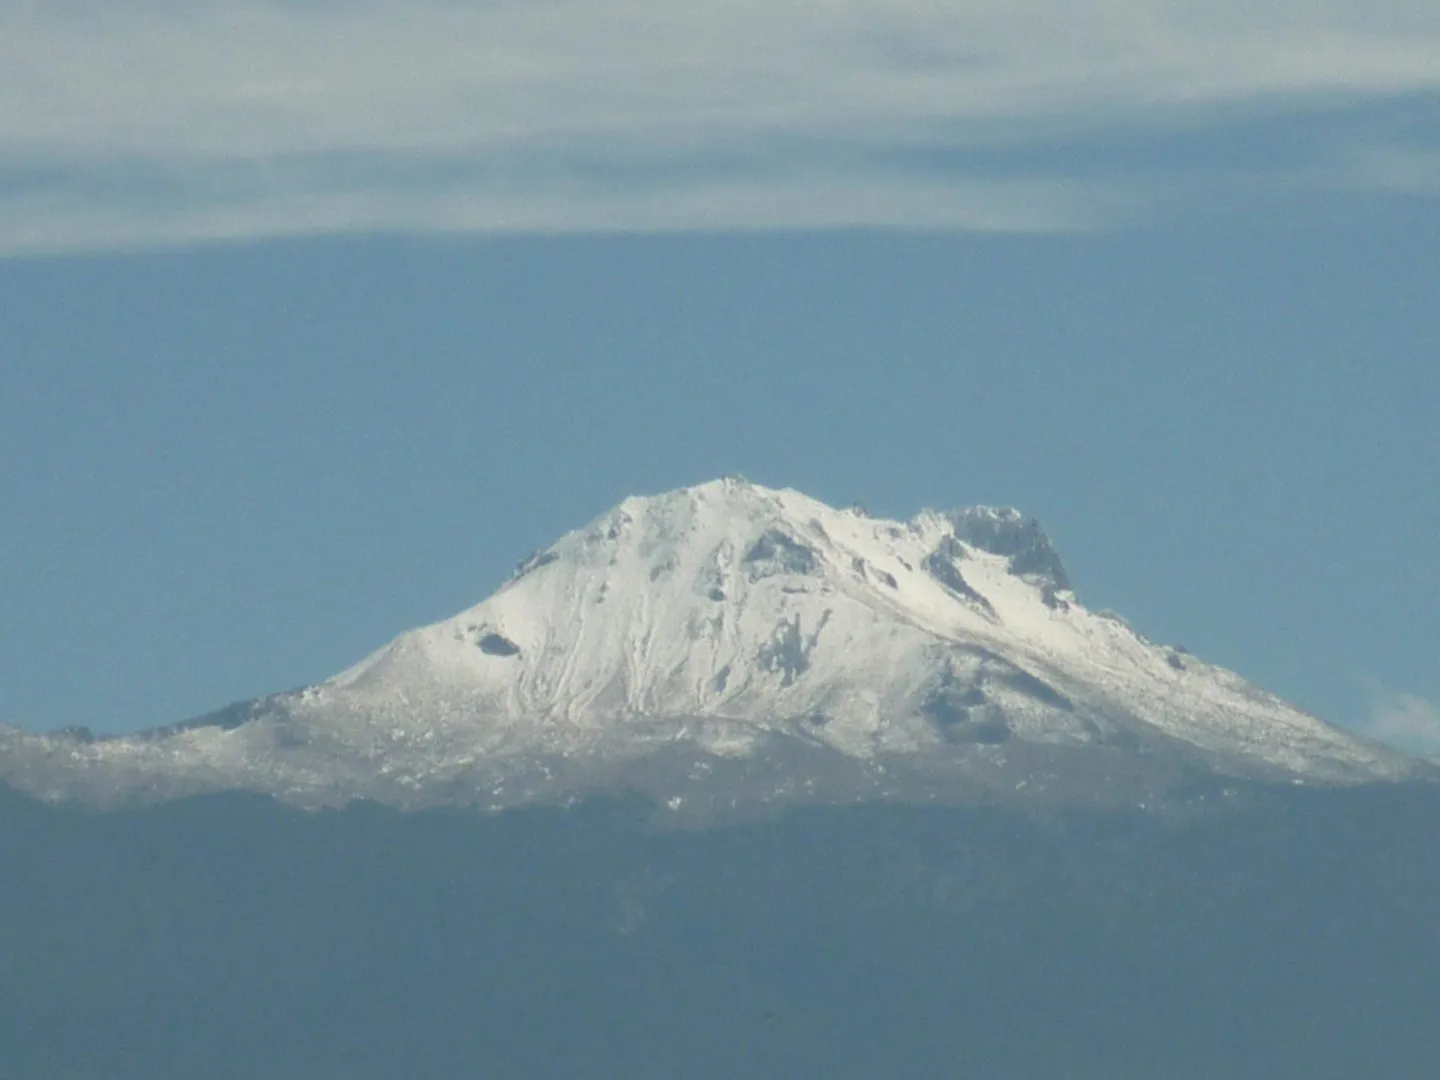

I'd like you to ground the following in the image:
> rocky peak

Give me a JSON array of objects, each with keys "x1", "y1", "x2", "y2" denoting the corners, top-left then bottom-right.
[
  {"x1": 1, "y1": 478, "x2": 1426, "y2": 814},
  {"x1": 946, "y1": 506, "x2": 1070, "y2": 590}
]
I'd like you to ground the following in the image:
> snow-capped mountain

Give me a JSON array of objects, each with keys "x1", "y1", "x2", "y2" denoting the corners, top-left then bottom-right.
[{"x1": 0, "y1": 479, "x2": 1426, "y2": 812}]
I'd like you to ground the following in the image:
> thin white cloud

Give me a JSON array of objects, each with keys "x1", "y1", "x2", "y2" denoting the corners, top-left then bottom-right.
[
  {"x1": 1359, "y1": 693, "x2": 1440, "y2": 758},
  {"x1": 2, "y1": 0, "x2": 1439, "y2": 253}
]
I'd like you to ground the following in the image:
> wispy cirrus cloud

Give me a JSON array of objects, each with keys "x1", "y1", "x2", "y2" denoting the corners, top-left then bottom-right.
[{"x1": 2, "y1": 0, "x2": 1440, "y2": 253}]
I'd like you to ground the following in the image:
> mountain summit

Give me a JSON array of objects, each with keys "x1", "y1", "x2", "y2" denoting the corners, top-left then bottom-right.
[{"x1": 1, "y1": 479, "x2": 1424, "y2": 811}]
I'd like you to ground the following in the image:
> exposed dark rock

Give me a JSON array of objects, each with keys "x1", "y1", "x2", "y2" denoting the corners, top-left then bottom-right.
[
  {"x1": 922, "y1": 684, "x2": 990, "y2": 725},
  {"x1": 920, "y1": 666, "x2": 1012, "y2": 744},
  {"x1": 948, "y1": 507, "x2": 1070, "y2": 589},
  {"x1": 478, "y1": 633, "x2": 522, "y2": 658},
  {"x1": 744, "y1": 530, "x2": 819, "y2": 578},
  {"x1": 756, "y1": 614, "x2": 828, "y2": 688},
  {"x1": 925, "y1": 698, "x2": 1011, "y2": 745},
  {"x1": 922, "y1": 551, "x2": 996, "y2": 616},
  {"x1": 933, "y1": 534, "x2": 967, "y2": 561}
]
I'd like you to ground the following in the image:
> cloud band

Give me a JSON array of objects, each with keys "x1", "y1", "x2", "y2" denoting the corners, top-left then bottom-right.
[{"x1": 3, "y1": 1, "x2": 1440, "y2": 252}]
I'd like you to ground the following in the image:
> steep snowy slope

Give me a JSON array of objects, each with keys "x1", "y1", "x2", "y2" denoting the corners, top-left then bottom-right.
[{"x1": 0, "y1": 479, "x2": 1425, "y2": 810}]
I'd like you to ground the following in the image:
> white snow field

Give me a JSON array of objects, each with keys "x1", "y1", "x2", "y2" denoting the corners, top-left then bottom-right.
[{"x1": 0, "y1": 479, "x2": 1424, "y2": 810}]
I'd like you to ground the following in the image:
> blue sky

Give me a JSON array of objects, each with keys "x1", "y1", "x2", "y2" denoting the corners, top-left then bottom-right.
[{"x1": 2, "y1": 1, "x2": 1438, "y2": 751}]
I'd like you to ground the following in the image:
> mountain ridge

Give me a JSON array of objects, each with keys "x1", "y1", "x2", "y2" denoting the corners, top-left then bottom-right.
[{"x1": 0, "y1": 478, "x2": 1428, "y2": 812}]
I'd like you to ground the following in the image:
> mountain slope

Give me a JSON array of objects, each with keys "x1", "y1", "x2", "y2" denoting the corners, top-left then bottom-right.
[{"x1": 0, "y1": 478, "x2": 1424, "y2": 810}]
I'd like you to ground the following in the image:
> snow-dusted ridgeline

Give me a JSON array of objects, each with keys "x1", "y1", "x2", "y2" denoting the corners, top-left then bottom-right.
[{"x1": 0, "y1": 478, "x2": 1425, "y2": 810}]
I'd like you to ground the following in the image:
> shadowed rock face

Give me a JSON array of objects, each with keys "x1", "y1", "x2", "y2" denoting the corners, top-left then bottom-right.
[
  {"x1": 745, "y1": 529, "x2": 820, "y2": 578},
  {"x1": 756, "y1": 617, "x2": 813, "y2": 687},
  {"x1": 948, "y1": 506, "x2": 1070, "y2": 589},
  {"x1": 922, "y1": 549, "x2": 995, "y2": 615},
  {"x1": 477, "y1": 633, "x2": 522, "y2": 657}
]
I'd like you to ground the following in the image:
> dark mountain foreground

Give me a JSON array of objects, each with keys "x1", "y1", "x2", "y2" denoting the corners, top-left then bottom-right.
[{"x1": 2, "y1": 781, "x2": 1438, "y2": 1079}]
